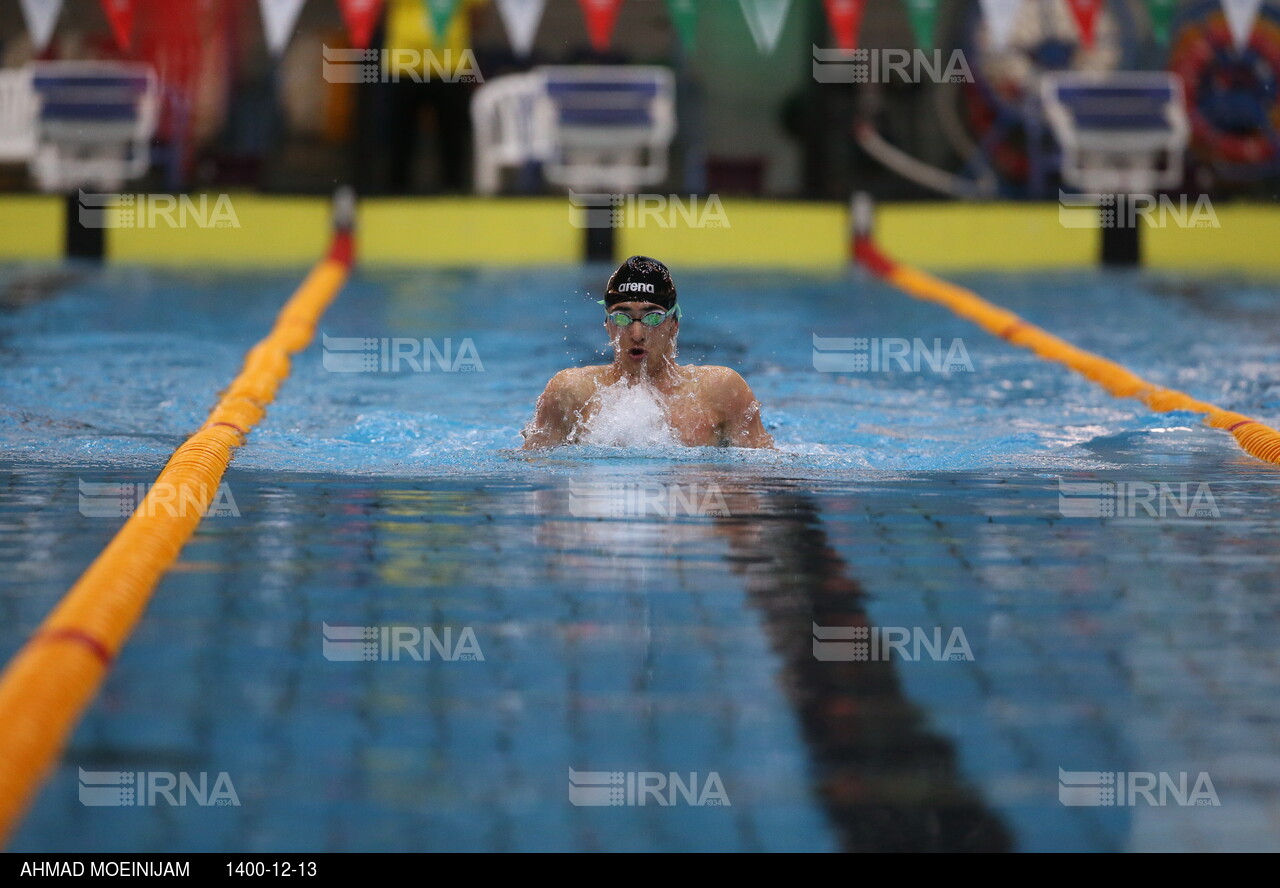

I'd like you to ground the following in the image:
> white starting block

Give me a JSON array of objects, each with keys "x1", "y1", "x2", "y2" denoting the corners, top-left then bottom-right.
[
  {"x1": 0, "y1": 68, "x2": 38, "y2": 164},
  {"x1": 1041, "y1": 71, "x2": 1192, "y2": 266},
  {"x1": 27, "y1": 61, "x2": 159, "y2": 193},
  {"x1": 1041, "y1": 71, "x2": 1189, "y2": 195},
  {"x1": 472, "y1": 65, "x2": 676, "y2": 195}
]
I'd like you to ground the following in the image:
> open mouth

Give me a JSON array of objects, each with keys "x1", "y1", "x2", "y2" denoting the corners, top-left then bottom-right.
[{"x1": 628, "y1": 347, "x2": 647, "y2": 360}]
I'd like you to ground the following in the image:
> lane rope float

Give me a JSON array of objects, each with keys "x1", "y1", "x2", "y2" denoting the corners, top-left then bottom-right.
[
  {"x1": 849, "y1": 194, "x2": 1280, "y2": 467},
  {"x1": 0, "y1": 189, "x2": 357, "y2": 846}
]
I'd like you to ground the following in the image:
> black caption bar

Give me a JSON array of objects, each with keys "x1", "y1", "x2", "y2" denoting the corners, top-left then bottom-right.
[{"x1": 7, "y1": 855, "x2": 397, "y2": 879}]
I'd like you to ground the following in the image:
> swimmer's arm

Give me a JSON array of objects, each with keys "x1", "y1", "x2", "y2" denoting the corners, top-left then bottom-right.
[
  {"x1": 521, "y1": 372, "x2": 579, "y2": 450},
  {"x1": 719, "y1": 371, "x2": 774, "y2": 449}
]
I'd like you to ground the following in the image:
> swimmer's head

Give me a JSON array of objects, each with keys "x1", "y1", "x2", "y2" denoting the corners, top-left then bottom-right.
[{"x1": 604, "y1": 256, "x2": 677, "y2": 310}]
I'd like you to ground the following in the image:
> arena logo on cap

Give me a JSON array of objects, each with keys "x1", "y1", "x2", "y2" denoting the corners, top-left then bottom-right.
[{"x1": 616, "y1": 282, "x2": 656, "y2": 295}]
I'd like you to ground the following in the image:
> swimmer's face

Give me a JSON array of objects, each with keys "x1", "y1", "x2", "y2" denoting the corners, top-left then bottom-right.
[{"x1": 605, "y1": 300, "x2": 679, "y2": 370}]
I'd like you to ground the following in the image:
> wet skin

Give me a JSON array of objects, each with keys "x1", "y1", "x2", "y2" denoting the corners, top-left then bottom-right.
[{"x1": 522, "y1": 300, "x2": 774, "y2": 450}]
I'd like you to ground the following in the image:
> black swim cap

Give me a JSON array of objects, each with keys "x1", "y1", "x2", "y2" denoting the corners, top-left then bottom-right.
[{"x1": 604, "y1": 256, "x2": 677, "y2": 310}]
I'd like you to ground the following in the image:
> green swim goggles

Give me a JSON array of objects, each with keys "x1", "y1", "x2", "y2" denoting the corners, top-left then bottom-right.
[{"x1": 602, "y1": 303, "x2": 682, "y2": 328}]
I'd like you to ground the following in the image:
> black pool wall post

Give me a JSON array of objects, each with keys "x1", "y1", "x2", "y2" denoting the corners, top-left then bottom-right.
[
  {"x1": 64, "y1": 191, "x2": 105, "y2": 262},
  {"x1": 1101, "y1": 194, "x2": 1141, "y2": 268},
  {"x1": 583, "y1": 211, "x2": 615, "y2": 263}
]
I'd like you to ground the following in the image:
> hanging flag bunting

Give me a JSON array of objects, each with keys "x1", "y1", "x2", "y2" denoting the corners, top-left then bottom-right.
[
  {"x1": 1145, "y1": 0, "x2": 1180, "y2": 45},
  {"x1": 338, "y1": 0, "x2": 384, "y2": 50},
  {"x1": 495, "y1": 0, "x2": 545, "y2": 57},
  {"x1": 1221, "y1": 0, "x2": 1264, "y2": 50},
  {"x1": 424, "y1": 0, "x2": 463, "y2": 39},
  {"x1": 903, "y1": 0, "x2": 942, "y2": 51},
  {"x1": 257, "y1": 0, "x2": 306, "y2": 55},
  {"x1": 18, "y1": 0, "x2": 63, "y2": 53},
  {"x1": 979, "y1": 0, "x2": 1022, "y2": 52},
  {"x1": 739, "y1": 0, "x2": 792, "y2": 55},
  {"x1": 1065, "y1": 0, "x2": 1104, "y2": 49},
  {"x1": 577, "y1": 0, "x2": 624, "y2": 52},
  {"x1": 100, "y1": 0, "x2": 135, "y2": 51},
  {"x1": 663, "y1": 0, "x2": 697, "y2": 50},
  {"x1": 1146, "y1": 0, "x2": 1179, "y2": 46},
  {"x1": 823, "y1": 0, "x2": 866, "y2": 51}
]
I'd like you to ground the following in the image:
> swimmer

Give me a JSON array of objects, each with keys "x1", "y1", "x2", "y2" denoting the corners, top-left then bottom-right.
[{"x1": 522, "y1": 256, "x2": 774, "y2": 449}]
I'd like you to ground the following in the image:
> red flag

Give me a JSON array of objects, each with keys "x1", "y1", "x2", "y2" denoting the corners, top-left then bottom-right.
[
  {"x1": 577, "y1": 0, "x2": 624, "y2": 52},
  {"x1": 100, "y1": 0, "x2": 135, "y2": 51},
  {"x1": 337, "y1": 0, "x2": 384, "y2": 50},
  {"x1": 822, "y1": 0, "x2": 865, "y2": 51},
  {"x1": 1065, "y1": 0, "x2": 1104, "y2": 49}
]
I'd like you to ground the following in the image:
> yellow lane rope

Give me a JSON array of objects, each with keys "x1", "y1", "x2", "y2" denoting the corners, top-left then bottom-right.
[
  {"x1": 0, "y1": 222, "x2": 354, "y2": 846},
  {"x1": 853, "y1": 229, "x2": 1280, "y2": 466}
]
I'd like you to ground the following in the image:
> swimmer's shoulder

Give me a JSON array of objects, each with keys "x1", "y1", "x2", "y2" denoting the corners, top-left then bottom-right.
[
  {"x1": 692, "y1": 365, "x2": 753, "y2": 394},
  {"x1": 544, "y1": 366, "x2": 611, "y2": 401},
  {"x1": 689, "y1": 365, "x2": 762, "y2": 415}
]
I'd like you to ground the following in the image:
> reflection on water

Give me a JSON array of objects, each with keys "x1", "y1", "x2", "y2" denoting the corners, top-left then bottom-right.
[
  {"x1": 4, "y1": 459, "x2": 1280, "y2": 850},
  {"x1": 531, "y1": 468, "x2": 1011, "y2": 851}
]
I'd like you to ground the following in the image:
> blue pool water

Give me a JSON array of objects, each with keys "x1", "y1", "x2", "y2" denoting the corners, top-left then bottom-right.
[{"x1": 1, "y1": 262, "x2": 1278, "y2": 852}]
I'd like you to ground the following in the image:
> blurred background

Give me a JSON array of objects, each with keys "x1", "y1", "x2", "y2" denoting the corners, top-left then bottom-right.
[{"x1": 0, "y1": 0, "x2": 1276, "y2": 203}]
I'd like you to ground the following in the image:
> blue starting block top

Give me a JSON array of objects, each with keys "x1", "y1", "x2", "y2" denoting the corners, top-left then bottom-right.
[{"x1": 1052, "y1": 83, "x2": 1178, "y2": 131}]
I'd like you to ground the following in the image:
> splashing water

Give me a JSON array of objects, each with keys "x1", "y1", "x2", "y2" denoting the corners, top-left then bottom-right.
[{"x1": 576, "y1": 378, "x2": 681, "y2": 447}]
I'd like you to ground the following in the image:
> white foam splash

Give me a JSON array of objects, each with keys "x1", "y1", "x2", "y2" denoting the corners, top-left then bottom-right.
[{"x1": 575, "y1": 379, "x2": 680, "y2": 447}]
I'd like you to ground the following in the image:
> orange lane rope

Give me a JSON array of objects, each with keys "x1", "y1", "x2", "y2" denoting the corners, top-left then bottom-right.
[
  {"x1": 852, "y1": 231, "x2": 1280, "y2": 467},
  {"x1": 0, "y1": 222, "x2": 355, "y2": 846}
]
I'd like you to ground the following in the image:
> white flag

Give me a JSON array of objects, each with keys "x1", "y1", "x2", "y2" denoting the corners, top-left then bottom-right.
[
  {"x1": 1221, "y1": 0, "x2": 1264, "y2": 50},
  {"x1": 18, "y1": 0, "x2": 64, "y2": 53},
  {"x1": 258, "y1": 0, "x2": 307, "y2": 56},
  {"x1": 496, "y1": 0, "x2": 547, "y2": 58},
  {"x1": 739, "y1": 0, "x2": 791, "y2": 54},
  {"x1": 979, "y1": 0, "x2": 1022, "y2": 52}
]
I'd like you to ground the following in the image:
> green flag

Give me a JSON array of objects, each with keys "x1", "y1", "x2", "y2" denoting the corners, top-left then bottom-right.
[
  {"x1": 904, "y1": 0, "x2": 941, "y2": 51},
  {"x1": 664, "y1": 0, "x2": 698, "y2": 50},
  {"x1": 1146, "y1": 0, "x2": 1179, "y2": 46},
  {"x1": 424, "y1": 0, "x2": 463, "y2": 39}
]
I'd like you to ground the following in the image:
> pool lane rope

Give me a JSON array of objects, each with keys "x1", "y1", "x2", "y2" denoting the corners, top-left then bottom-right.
[
  {"x1": 0, "y1": 206, "x2": 355, "y2": 846},
  {"x1": 850, "y1": 207, "x2": 1280, "y2": 467}
]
